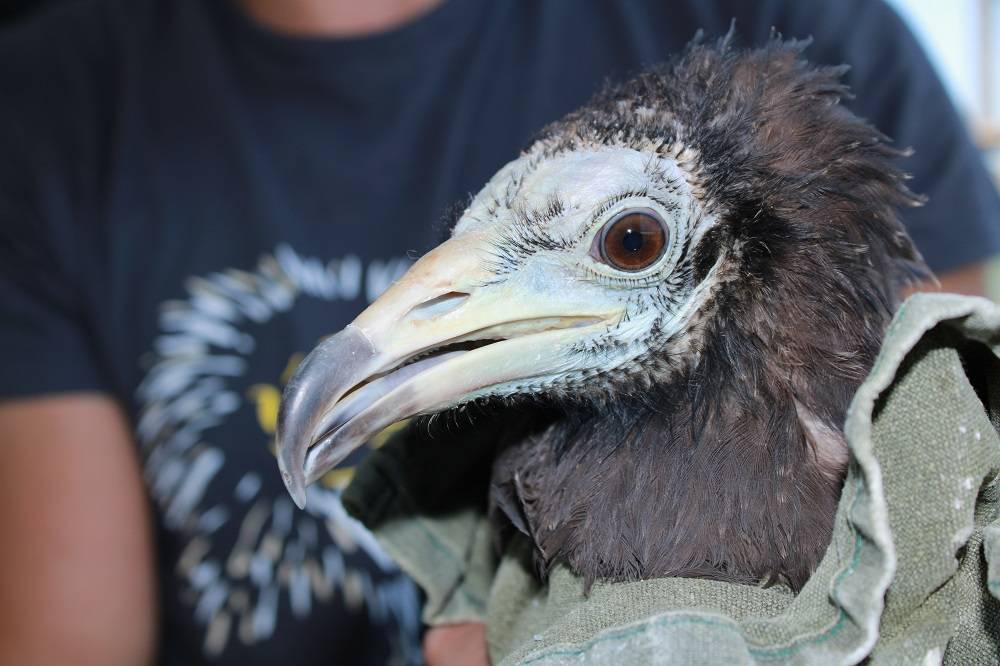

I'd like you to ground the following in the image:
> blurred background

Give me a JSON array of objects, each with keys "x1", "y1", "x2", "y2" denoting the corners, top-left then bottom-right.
[
  {"x1": 0, "y1": 2, "x2": 997, "y2": 665},
  {"x1": 885, "y1": 0, "x2": 1000, "y2": 295},
  {"x1": 4, "y1": 0, "x2": 998, "y2": 180},
  {"x1": 4, "y1": 0, "x2": 996, "y2": 292}
]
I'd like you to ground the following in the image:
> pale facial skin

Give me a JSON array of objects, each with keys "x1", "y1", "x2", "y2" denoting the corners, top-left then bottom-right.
[{"x1": 276, "y1": 145, "x2": 722, "y2": 507}]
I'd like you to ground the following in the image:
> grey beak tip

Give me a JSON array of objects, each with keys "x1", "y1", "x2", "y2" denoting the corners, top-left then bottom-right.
[
  {"x1": 281, "y1": 468, "x2": 308, "y2": 510},
  {"x1": 276, "y1": 432, "x2": 309, "y2": 509},
  {"x1": 273, "y1": 325, "x2": 380, "y2": 510}
]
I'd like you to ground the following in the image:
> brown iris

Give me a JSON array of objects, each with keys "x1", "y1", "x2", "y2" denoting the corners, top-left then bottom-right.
[{"x1": 598, "y1": 209, "x2": 668, "y2": 271}]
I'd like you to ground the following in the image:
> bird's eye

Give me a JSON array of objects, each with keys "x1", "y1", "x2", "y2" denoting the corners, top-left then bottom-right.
[{"x1": 597, "y1": 208, "x2": 668, "y2": 272}]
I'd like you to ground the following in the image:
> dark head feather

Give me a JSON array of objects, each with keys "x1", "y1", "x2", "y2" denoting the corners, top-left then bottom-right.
[{"x1": 487, "y1": 36, "x2": 927, "y2": 591}]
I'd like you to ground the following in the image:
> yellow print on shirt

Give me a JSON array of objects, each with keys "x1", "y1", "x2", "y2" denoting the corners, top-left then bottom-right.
[{"x1": 247, "y1": 352, "x2": 407, "y2": 490}]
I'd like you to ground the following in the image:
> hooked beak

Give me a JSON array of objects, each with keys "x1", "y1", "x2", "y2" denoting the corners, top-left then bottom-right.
[{"x1": 275, "y1": 231, "x2": 618, "y2": 508}]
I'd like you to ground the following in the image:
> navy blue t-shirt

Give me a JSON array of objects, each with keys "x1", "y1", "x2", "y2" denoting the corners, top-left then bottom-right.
[{"x1": 1, "y1": 1, "x2": 998, "y2": 664}]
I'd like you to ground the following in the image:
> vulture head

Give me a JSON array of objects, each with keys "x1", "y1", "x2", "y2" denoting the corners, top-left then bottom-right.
[{"x1": 277, "y1": 38, "x2": 926, "y2": 591}]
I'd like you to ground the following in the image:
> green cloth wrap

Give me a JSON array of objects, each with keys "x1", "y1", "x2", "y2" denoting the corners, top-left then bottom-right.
[{"x1": 343, "y1": 293, "x2": 1000, "y2": 664}]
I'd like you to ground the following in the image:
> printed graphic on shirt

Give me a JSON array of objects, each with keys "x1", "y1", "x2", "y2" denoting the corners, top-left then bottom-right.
[{"x1": 135, "y1": 244, "x2": 418, "y2": 661}]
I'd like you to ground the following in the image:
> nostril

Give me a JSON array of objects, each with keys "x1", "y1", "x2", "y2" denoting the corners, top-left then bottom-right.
[{"x1": 407, "y1": 291, "x2": 470, "y2": 320}]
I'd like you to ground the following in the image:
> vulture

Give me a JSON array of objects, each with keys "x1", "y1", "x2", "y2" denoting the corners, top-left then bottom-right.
[{"x1": 276, "y1": 37, "x2": 927, "y2": 592}]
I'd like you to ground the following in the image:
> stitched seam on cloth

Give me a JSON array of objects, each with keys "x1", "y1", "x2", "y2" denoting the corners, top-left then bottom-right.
[
  {"x1": 519, "y1": 477, "x2": 867, "y2": 664},
  {"x1": 459, "y1": 585, "x2": 488, "y2": 611},
  {"x1": 406, "y1": 517, "x2": 489, "y2": 611}
]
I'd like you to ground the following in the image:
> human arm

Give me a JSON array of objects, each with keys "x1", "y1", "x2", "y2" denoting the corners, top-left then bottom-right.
[
  {"x1": 921, "y1": 262, "x2": 988, "y2": 297},
  {"x1": 424, "y1": 622, "x2": 490, "y2": 666},
  {"x1": 0, "y1": 394, "x2": 157, "y2": 666}
]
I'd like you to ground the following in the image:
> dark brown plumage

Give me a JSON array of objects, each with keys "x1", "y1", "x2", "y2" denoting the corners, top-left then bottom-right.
[{"x1": 480, "y1": 37, "x2": 927, "y2": 591}]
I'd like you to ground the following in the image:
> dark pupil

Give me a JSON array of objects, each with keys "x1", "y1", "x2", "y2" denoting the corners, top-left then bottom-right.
[
  {"x1": 621, "y1": 228, "x2": 644, "y2": 253},
  {"x1": 599, "y1": 210, "x2": 667, "y2": 271}
]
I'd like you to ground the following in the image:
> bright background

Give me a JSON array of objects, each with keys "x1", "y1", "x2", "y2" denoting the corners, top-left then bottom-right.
[
  {"x1": 887, "y1": 0, "x2": 999, "y2": 162},
  {"x1": 887, "y1": 0, "x2": 1000, "y2": 295}
]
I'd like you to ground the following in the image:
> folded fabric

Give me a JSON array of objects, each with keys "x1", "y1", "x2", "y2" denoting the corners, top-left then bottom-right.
[{"x1": 343, "y1": 293, "x2": 1000, "y2": 665}]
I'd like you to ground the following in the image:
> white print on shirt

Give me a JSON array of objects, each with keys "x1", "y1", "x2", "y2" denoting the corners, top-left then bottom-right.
[{"x1": 135, "y1": 243, "x2": 420, "y2": 662}]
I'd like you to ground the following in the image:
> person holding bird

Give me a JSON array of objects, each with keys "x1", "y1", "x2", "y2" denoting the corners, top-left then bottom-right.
[{"x1": 0, "y1": 1, "x2": 998, "y2": 665}]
